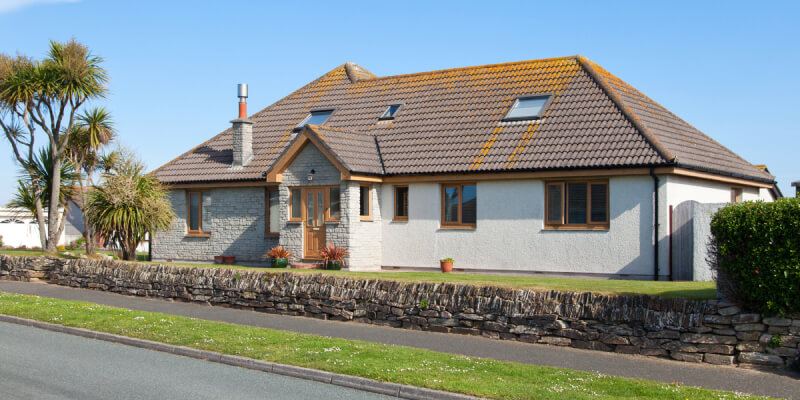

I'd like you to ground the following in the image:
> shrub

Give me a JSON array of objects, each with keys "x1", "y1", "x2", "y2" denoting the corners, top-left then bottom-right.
[
  {"x1": 56, "y1": 245, "x2": 66, "y2": 251},
  {"x1": 0, "y1": 235, "x2": 3, "y2": 247},
  {"x1": 440, "y1": 258, "x2": 454, "y2": 263},
  {"x1": 267, "y1": 246, "x2": 291, "y2": 260},
  {"x1": 319, "y1": 242, "x2": 348, "y2": 263},
  {"x1": 709, "y1": 198, "x2": 800, "y2": 316}
]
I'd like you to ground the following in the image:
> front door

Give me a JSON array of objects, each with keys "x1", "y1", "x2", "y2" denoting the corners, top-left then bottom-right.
[{"x1": 303, "y1": 188, "x2": 326, "y2": 259}]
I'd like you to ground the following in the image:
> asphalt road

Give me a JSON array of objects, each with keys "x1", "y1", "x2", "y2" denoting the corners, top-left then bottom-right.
[
  {"x1": 0, "y1": 321, "x2": 390, "y2": 400},
  {"x1": 1, "y1": 281, "x2": 799, "y2": 399}
]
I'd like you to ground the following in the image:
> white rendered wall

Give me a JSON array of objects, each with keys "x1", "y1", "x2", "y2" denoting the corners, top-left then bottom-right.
[{"x1": 380, "y1": 176, "x2": 656, "y2": 277}]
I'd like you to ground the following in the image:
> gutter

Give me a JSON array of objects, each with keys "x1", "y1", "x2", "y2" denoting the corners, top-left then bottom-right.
[{"x1": 650, "y1": 168, "x2": 660, "y2": 281}]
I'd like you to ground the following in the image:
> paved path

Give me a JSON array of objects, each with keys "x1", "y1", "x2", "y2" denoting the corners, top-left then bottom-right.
[
  {"x1": 0, "y1": 321, "x2": 389, "y2": 400},
  {"x1": 1, "y1": 281, "x2": 798, "y2": 399}
]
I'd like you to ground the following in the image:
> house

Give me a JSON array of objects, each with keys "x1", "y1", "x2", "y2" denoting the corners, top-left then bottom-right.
[
  {"x1": 0, "y1": 205, "x2": 83, "y2": 248},
  {"x1": 150, "y1": 55, "x2": 775, "y2": 280},
  {"x1": 793, "y1": 181, "x2": 800, "y2": 197},
  {"x1": 753, "y1": 165, "x2": 783, "y2": 200}
]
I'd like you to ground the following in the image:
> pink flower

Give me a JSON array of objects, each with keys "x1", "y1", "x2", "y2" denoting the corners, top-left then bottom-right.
[{"x1": 755, "y1": 270, "x2": 759, "y2": 274}]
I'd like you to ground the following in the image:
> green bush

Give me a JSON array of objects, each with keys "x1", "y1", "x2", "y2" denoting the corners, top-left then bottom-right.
[{"x1": 710, "y1": 198, "x2": 800, "y2": 316}]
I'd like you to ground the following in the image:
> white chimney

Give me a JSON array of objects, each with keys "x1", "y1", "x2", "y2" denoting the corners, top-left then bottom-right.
[{"x1": 231, "y1": 83, "x2": 253, "y2": 168}]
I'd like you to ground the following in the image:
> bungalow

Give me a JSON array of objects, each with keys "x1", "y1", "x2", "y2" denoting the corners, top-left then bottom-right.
[{"x1": 150, "y1": 55, "x2": 775, "y2": 279}]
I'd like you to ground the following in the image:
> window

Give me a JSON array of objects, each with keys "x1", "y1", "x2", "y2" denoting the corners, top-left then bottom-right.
[
  {"x1": 359, "y1": 184, "x2": 371, "y2": 219},
  {"x1": 503, "y1": 95, "x2": 551, "y2": 121},
  {"x1": 394, "y1": 185, "x2": 409, "y2": 220},
  {"x1": 545, "y1": 180, "x2": 609, "y2": 229},
  {"x1": 731, "y1": 188, "x2": 743, "y2": 203},
  {"x1": 327, "y1": 187, "x2": 341, "y2": 221},
  {"x1": 186, "y1": 191, "x2": 209, "y2": 235},
  {"x1": 441, "y1": 184, "x2": 476, "y2": 227},
  {"x1": 379, "y1": 104, "x2": 403, "y2": 120},
  {"x1": 266, "y1": 188, "x2": 280, "y2": 235},
  {"x1": 290, "y1": 189, "x2": 302, "y2": 221},
  {"x1": 294, "y1": 109, "x2": 333, "y2": 131}
]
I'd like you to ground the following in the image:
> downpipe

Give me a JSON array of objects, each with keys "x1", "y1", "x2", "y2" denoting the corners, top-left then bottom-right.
[{"x1": 650, "y1": 168, "x2": 660, "y2": 281}]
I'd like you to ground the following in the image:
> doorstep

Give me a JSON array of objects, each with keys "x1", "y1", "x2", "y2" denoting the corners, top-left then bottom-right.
[{"x1": 290, "y1": 262, "x2": 325, "y2": 270}]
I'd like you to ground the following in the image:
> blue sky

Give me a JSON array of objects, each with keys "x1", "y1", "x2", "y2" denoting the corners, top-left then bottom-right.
[{"x1": 0, "y1": 0, "x2": 797, "y2": 200}]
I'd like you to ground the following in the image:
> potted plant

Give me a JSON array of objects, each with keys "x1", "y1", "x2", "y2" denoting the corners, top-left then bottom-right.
[
  {"x1": 440, "y1": 257, "x2": 454, "y2": 273},
  {"x1": 266, "y1": 246, "x2": 291, "y2": 268},
  {"x1": 320, "y1": 242, "x2": 348, "y2": 270}
]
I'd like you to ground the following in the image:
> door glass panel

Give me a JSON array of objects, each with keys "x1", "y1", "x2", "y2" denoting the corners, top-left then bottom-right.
[
  {"x1": 307, "y1": 193, "x2": 313, "y2": 225},
  {"x1": 546, "y1": 184, "x2": 562, "y2": 224},
  {"x1": 567, "y1": 183, "x2": 587, "y2": 224},
  {"x1": 461, "y1": 185, "x2": 476, "y2": 224},
  {"x1": 189, "y1": 193, "x2": 200, "y2": 231},
  {"x1": 268, "y1": 190, "x2": 280, "y2": 233},
  {"x1": 317, "y1": 193, "x2": 324, "y2": 226},
  {"x1": 590, "y1": 184, "x2": 608, "y2": 223},
  {"x1": 443, "y1": 187, "x2": 459, "y2": 223}
]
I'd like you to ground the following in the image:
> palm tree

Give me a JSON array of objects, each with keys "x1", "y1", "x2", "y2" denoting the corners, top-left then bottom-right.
[
  {"x1": 66, "y1": 107, "x2": 115, "y2": 255},
  {"x1": 87, "y1": 152, "x2": 173, "y2": 260},
  {"x1": 7, "y1": 147, "x2": 78, "y2": 248}
]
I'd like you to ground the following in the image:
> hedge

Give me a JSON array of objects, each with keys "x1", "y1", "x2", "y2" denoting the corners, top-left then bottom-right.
[{"x1": 709, "y1": 198, "x2": 800, "y2": 316}]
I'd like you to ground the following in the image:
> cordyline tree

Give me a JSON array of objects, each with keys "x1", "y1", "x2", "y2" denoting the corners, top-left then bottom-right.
[
  {"x1": 88, "y1": 150, "x2": 174, "y2": 260},
  {"x1": 8, "y1": 147, "x2": 78, "y2": 248},
  {"x1": 0, "y1": 39, "x2": 109, "y2": 252},
  {"x1": 65, "y1": 107, "x2": 115, "y2": 255}
]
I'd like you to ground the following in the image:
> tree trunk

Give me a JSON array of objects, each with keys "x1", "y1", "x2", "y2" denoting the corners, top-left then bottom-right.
[
  {"x1": 124, "y1": 236, "x2": 137, "y2": 261},
  {"x1": 46, "y1": 152, "x2": 62, "y2": 252},
  {"x1": 84, "y1": 219, "x2": 96, "y2": 255},
  {"x1": 54, "y1": 209, "x2": 67, "y2": 249},
  {"x1": 33, "y1": 190, "x2": 47, "y2": 249}
]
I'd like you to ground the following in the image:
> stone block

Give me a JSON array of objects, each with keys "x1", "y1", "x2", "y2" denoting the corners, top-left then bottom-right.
[
  {"x1": 615, "y1": 345, "x2": 640, "y2": 354},
  {"x1": 734, "y1": 324, "x2": 766, "y2": 332},
  {"x1": 571, "y1": 340, "x2": 613, "y2": 352},
  {"x1": 640, "y1": 348, "x2": 669, "y2": 357},
  {"x1": 731, "y1": 313, "x2": 761, "y2": 324},
  {"x1": 703, "y1": 315, "x2": 732, "y2": 325},
  {"x1": 736, "y1": 342, "x2": 764, "y2": 352},
  {"x1": 736, "y1": 331, "x2": 761, "y2": 341},
  {"x1": 738, "y1": 352, "x2": 784, "y2": 367},
  {"x1": 763, "y1": 317, "x2": 792, "y2": 327},
  {"x1": 599, "y1": 333, "x2": 629, "y2": 345},
  {"x1": 646, "y1": 330, "x2": 681, "y2": 339},
  {"x1": 680, "y1": 333, "x2": 737, "y2": 345},
  {"x1": 718, "y1": 306, "x2": 741, "y2": 316},
  {"x1": 539, "y1": 336, "x2": 571, "y2": 346},
  {"x1": 670, "y1": 351, "x2": 704, "y2": 363},
  {"x1": 704, "y1": 354, "x2": 735, "y2": 365}
]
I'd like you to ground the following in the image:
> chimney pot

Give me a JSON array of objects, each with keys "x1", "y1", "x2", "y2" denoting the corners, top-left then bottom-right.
[
  {"x1": 231, "y1": 83, "x2": 253, "y2": 168},
  {"x1": 237, "y1": 83, "x2": 248, "y2": 118}
]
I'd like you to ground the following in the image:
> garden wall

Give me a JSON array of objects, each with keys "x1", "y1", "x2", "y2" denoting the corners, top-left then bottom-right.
[{"x1": 1, "y1": 255, "x2": 797, "y2": 370}]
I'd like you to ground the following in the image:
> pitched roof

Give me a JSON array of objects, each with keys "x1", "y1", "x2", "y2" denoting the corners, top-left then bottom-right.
[{"x1": 151, "y1": 55, "x2": 773, "y2": 184}]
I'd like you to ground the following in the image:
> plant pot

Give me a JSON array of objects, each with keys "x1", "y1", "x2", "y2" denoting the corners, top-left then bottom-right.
[
  {"x1": 214, "y1": 256, "x2": 224, "y2": 264},
  {"x1": 326, "y1": 261, "x2": 341, "y2": 270},
  {"x1": 440, "y1": 261, "x2": 453, "y2": 273},
  {"x1": 271, "y1": 258, "x2": 289, "y2": 268},
  {"x1": 222, "y1": 256, "x2": 235, "y2": 265}
]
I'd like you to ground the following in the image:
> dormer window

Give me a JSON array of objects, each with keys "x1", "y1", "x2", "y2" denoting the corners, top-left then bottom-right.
[
  {"x1": 503, "y1": 95, "x2": 551, "y2": 121},
  {"x1": 294, "y1": 109, "x2": 334, "y2": 131},
  {"x1": 379, "y1": 103, "x2": 403, "y2": 120}
]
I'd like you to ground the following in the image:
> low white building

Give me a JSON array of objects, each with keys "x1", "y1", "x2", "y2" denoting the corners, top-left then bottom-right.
[
  {"x1": 0, "y1": 205, "x2": 83, "y2": 248},
  {"x1": 150, "y1": 56, "x2": 777, "y2": 280}
]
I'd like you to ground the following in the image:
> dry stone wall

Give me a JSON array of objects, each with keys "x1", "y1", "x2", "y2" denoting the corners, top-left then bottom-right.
[{"x1": 1, "y1": 255, "x2": 797, "y2": 370}]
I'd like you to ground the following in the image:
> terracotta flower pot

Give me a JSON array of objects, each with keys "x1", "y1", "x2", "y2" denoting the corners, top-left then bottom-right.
[
  {"x1": 440, "y1": 261, "x2": 453, "y2": 273},
  {"x1": 222, "y1": 256, "x2": 235, "y2": 265},
  {"x1": 214, "y1": 256, "x2": 224, "y2": 264}
]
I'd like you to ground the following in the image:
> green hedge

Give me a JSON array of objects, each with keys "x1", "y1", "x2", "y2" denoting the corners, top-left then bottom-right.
[{"x1": 710, "y1": 198, "x2": 800, "y2": 316}]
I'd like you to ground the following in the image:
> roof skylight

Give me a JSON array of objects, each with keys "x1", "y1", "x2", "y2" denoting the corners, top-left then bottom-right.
[
  {"x1": 504, "y1": 96, "x2": 550, "y2": 121},
  {"x1": 295, "y1": 109, "x2": 334, "y2": 131},
  {"x1": 379, "y1": 104, "x2": 403, "y2": 120}
]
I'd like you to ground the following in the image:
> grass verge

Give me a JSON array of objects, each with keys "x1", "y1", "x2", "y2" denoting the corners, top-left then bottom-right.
[
  {"x1": 0, "y1": 250, "x2": 716, "y2": 300},
  {"x1": 0, "y1": 291, "x2": 762, "y2": 400}
]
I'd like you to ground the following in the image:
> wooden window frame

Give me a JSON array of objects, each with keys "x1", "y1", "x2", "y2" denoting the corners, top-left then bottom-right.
[
  {"x1": 544, "y1": 179, "x2": 609, "y2": 230},
  {"x1": 393, "y1": 185, "x2": 409, "y2": 221},
  {"x1": 289, "y1": 188, "x2": 303, "y2": 222},
  {"x1": 186, "y1": 190, "x2": 210, "y2": 236},
  {"x1": 440, "y1": 183, "x2": 477, "y2": 229},
  {"x1": 359, "y1": 184, "x2": 372, "y2": 220},
  {"x1": 731, "y1": 187, "x2": 743, "y2": 203},
  {"x1": 326, "y1": 186, "x2": 341, "y2": 222},
  {"x1": 265, "y1": 188, "x2": 280, "y2": 237}
]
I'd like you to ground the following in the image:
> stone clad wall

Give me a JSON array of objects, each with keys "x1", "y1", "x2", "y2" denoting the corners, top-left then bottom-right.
[{"x1": 1, "y1": 255, "x2": 797, "y2": 370}]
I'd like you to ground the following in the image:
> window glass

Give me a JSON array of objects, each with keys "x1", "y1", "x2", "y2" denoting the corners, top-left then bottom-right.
[
  {"x1": 395, "y1": 186, "x2": 409, "y2": 218},
  {"x1": 291, "y1": 189, "x2": 302, "y2": 219},
  {"x1": 359, "y1": 185, "x2": 370, "y2": 217},
  {"x1": 317, "y1": 193, "x2": 324, "y2": 226},
  {"x1": 443, "y1": 187, "x2": 459, "y2": 223},
  {"x1": 296, "y1": 110, "x2": 333, "y2": 128},
  {"x1": 505, "y1": 96, "x2": 549, "y2": 120},
  {"x1": 381, "y1": 104, "x2": 402, "y2": 119},
  {"x1": 268, "y1": 189, "x2": 280, "y2": 233},
  {"x1": 567, "y1": 183, "x2": 587, "y2": 224},
  {"x1": 461, "y1": 185, "x2": 477, "y2": 224},
  {"x1": 590, "y1": 184, "x2": 608, "y2": 223},
  {"x1": 189, "y1": 192, "x2": 200, "y2": 231},
  {"x1": 546, "y1": 184, "x2": 562, "y2": 224},
  {"x1": 329, "y1": 187, "x2": 340, "y2": 220}
]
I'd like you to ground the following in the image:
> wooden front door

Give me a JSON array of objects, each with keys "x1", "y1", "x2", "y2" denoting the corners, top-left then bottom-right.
[{"x1": 303, "y1": 188, "x2": 326, "y2": 259}]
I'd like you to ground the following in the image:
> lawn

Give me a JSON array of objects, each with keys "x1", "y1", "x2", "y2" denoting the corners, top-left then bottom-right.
[
  {"x1": 0, "y1": 292, "x2": 764, "y2": 400},
  {"x1": 0, "y1": 249, "x2": 716, "y2": 299}
]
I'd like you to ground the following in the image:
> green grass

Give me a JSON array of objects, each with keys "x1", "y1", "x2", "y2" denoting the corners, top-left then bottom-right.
[
  {"x1": 0, "y1": 292, "x2": 764, "y2": 400},
  {"x1": 0, "y1": 249, "x2": 716, "y2": 299}
]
